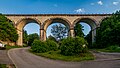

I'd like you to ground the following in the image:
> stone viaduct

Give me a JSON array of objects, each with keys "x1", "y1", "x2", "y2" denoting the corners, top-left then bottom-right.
[{"x1": 4, "y1": 14, "x2": 111, "y2": 46}]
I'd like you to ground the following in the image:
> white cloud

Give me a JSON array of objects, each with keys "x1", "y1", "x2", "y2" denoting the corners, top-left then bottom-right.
[
  {"x1": 74, "y1": 8, "x2": 85, "y2": 13},
  {"x1": 91, "y1": 3, "x2": 95, "y2": 5},
  {"x1": 113, "y1": 2, "x2": 119, "y2": 5},
  {"x1": 97, "y1": 1, "x2": 103, "y2": 5}
]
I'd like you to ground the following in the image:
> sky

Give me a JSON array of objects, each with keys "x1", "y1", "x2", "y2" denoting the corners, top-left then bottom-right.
[
  {"x1": 0, "y1": 0, "x2": 120, "y2": 14},
  {"x1": 0, "y1": 0, "x2": 120, "y2": 36}
]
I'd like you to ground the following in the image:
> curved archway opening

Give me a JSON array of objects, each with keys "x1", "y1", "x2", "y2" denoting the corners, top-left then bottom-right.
[
  {"x1": 46, "y1": 23, "x2": 68, "y2": 41},
  {"x1": 80, "y1": 22, "x2": 91, "y2": 36},
  {"x1": 24, "y1": 23, "x2": 40, "y2": 46},
  {"x1": 16, "y1": 18, "x2": 40, "y2": 46},
  {"x1": 44, "y1": 18, "x2": 70, "y2": 41},
  {"x1": 74, "y1": 18, "x2": 96, "y2": 46}
]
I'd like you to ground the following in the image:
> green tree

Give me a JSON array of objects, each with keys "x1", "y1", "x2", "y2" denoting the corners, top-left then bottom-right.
[
  {"x1": 96, "y1": 10, "x2": 120, "y2": 48},
  {"x1": 0, "y1": 14, "x2": 18, "y2": 44},
  {"x1": 74, "y1": 23, "x2": 84, "y2": 37},
  {"x1": 28, "y1": 33, "x2": 39, "y2": 46},
  {"x1": 23, "y1": 30, "x2": 28, "y2": 45},
  {"x1": 47, "y1": 35, "x2": 57, "y2": 42},
  {"x1": 51, "y1": 24, "x2": 68, "y2": 41},
  {"x1": 60, "y1": 37, "x2": 88, "y2": 56},
  {"x1": 85, "y1": 30, "x2": 92, "y2": 48}
]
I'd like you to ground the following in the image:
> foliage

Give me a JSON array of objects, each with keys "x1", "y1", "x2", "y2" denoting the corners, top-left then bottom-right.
[
  {"x1": 28, "y1": 33, "x2": 39, "y2": 46},
  {"x1": 85, "y1": 31, "x2": 92, "y2": 48},
  {"x1": 0, "y1": 14, "x2": 18, "y2": 44},
  {"x1": 23, "y1": 44, "x2": 28, "y2": 47},
  {"x1": 31, "y1": 40, "x2": 48, "y2": 53},
  {"x1": 47, "y1": 35, "x2": 57, "y2": 42},
  {"x1": 32, "y1": 50, "x2": 94, "y2": 61},
  {"x1": 74, "y1": 23, "x2": 84, "y2": 37},
  {"x1": 0, "y1": 64, "x2": 6, "y2": 68},
  {"x1": 96, "y1": 45, "x2": 120, "y2": 53},
  {"x1": 95, "y1": 10, "x2": 120, "y2": 48},
  {"x1": 23, "y1": 30, "x2": 28, "y2": 45},
  {"x1": 60, "y1": 37, "x2": 88, "y2": 56},
  {"x1": 5, "y1": 45, "x2": 22, "y2": 50},
  {"x1": 31, "y1": 39, "x2": 58, "y2": 53},
  {"x1": 105, "y1": 45, "x2": 120, "y2": 52},
  {"x1": 46, "y1": 39, "x2": 58, "y2": 51},
  {"x1": 51, "y1": 24, "x2": 68, "y2": 41}
]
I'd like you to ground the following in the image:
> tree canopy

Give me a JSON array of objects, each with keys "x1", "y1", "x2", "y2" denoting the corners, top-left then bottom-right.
[
  {"x1": 74, "y1": 23, "x2": 84, "y2": 37},
  {"x1": 23, "y1": 30, "x2": 28, "y2": 44},
  {"x1": 51, "y1": 24, "x2": 68, "y2": 41},
  {"x1": 96, "y1": 10, "x2": 120, "y2": 48},
  {"x1": 28, "y1": 33, "x2": 39, "y2": 46},
  {"x1": 0, "y1": 14, "x2": 18, "y2": 43}
]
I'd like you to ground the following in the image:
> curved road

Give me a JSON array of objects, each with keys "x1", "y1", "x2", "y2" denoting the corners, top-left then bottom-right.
[{"x1": 8, "y1": 48, "x2": 120, "y2": 68}]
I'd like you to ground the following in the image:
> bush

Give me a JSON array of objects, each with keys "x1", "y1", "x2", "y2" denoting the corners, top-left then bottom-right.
[
  {"x1": 31, "y1": 40, "x2": 48, "y2": 53},
  {"x1": 31, "y1": 39, "x2": 59, "y2": 53},
  {"x1": 105, "y1": 45, "x2": 120, "y2": 51},
  {"x1": 46, "y1": 40, "x2": 58, "y2": 51},
  {"x1": 23, "y1": 44, "x2": 28, "y2": 47},
  {"x1": 60, "y1": 37, "x2": 88, "y2": 56},
  {"x1": 47, "y1": 35, "x2": 57, "y2": 42}
]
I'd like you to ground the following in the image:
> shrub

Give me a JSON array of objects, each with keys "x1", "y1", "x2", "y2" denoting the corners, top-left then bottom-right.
[
  {"x1": 31, "y1": 40, "x2": 48, "y2": 53},
  {"x1": 47, "y1": 35, "x2": 57, "y2": 42},
  {"x1": 23, "y1": 44, "x2": 28, "y2": 47},
  {"x1": 105, "y1": 45, "x2": 120, "y2": 51},
  {"x1": 60, "y1": 37, "x2": 88, "y2": 56},
  {"x1": 46, "y1": 40, "x2": 58, "y2": 51}
]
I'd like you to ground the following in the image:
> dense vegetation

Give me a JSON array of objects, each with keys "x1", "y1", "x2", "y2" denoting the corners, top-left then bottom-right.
[
  {"x1": 27, "y1": 33, "x2": 39, "y2": 46},
  {"x1": 30, "y1": 36, "x2": 93, "y2": 61},
  {"x1": 23, "y1": 31, "x2": 39, "y2": 46},
  {"x1": 0, "y1": 14, "x2": 18, "y2": 44},
  {"x1": 85, "y1": 31, "x2": 92, "y2": 48},
  {"x1": 31, "y1": 40, "x2": 58, "y2": 53},
  {"x1": 95, "y1": 11, "x2": 120, "y2": 48},
  {"x1": 23, "y1": 30, "x2": 28, "y2": 45},
  {"x1": 74, "y1": 23, "x2": 84, "y2": 37},
  {"x1": 60, "y1": 37, "x2": 88, "y2": 56}
]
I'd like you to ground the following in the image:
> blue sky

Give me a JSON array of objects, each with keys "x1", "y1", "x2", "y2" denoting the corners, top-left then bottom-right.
[
  {"x1": 0, "y1": 0, "x2": 120, "y2": 36},
  {"x1": 0, "y1": 0, "x2": 120, "y2": 14}
]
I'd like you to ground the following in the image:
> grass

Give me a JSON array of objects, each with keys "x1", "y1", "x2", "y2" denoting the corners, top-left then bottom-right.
[
  {"x1": 0, "y1": 64, "x2": 16, "y2": 68},
  {"x1": 93, "y1": 46, "x2": 120, "y2": 53},
  {"x1": 5, "y1": 45, "x2": 23, "y2": 50},
  {"x1": 30, "y1": 50, "x2": 94, "y2": 62},
  {"x1": 0, "y1": 64, "x2": 6, "y2": 68},
  {"x1": 97, "y1": 49, "x2": 120, "y2": 53}
]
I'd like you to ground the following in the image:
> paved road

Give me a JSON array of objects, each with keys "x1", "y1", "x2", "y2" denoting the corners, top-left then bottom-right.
[
  {"x1": 0, "y1": 50, "x2": 13, "y2": 64},
  {"x1": 91, "y1": 50, "x2": 120, "y2": 60},
  {"x1": 8, "y1": 48, "x2": 120, "y2": 68}
]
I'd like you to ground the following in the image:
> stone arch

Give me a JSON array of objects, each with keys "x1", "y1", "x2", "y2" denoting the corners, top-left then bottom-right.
[
  {"x1": 99, "y1": 17, "x2": 110, "y2": 27},
  {"x1": 42, "y1": 17, "x2": 71, "y2": 30},
  {"x1": 73, "y1": 18, "x2": 97, "y2": 29},
  {"x1": 41, "y1": 17, "x2": 71, "y2": 41},
  {"x1": 73, "y1": 18, "x2": 97, "y2": 43},
  {"x1": 16, "y1": 18, "x2": 41, "y2": 46},
  {"x1": 16, "y1": 18, "x2": 41, "y2": 29}
]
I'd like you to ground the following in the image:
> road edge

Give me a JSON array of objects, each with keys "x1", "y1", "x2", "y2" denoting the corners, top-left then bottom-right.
[{"x1": 7, "y1": 48, "x2": 18, "y2": 68}]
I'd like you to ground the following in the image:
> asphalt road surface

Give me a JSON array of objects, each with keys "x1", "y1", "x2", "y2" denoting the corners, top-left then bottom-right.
[
  {"x1": 8, "y1": 48, "x2": 120, "y2": 68},
  {"x1": 0, "y1": 50, "x2": 13, "y2": 64}
]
